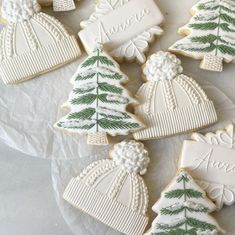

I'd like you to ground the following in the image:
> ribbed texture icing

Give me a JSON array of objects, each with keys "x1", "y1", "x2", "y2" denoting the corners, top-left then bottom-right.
[
  {"x1": 63, "y1": 140, "x2": 150, "y2": 235},
  {"x1": 0, "y1": 9, "x2": 81, "y2": 84}
]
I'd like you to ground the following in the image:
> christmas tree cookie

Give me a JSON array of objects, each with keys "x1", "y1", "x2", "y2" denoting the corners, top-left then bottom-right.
[
  {"x1": 133, "y1": 51, "x2": 217, "y2": 140},
  {"x1": 38, "y1": 0, "x2": 78, "y2": 11},
  {"x1": 79, "y1": 0, "x2": 164, "y2": 63},
  {"x1": 145, "y1": 170, "x2": 224, "y2": 235},
  {"x1": 170, "y1": 0, "x2": 235, "y2": 72},
  {"x1": 180, "y1": 124, "x2": 235, "y2": 210},
  {"x1": 55, "y1": 45, "x2": 142, "y2": 145}
]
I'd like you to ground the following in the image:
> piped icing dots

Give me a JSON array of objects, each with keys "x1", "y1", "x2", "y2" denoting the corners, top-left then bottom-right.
[
  {"x1": 143, "y1": 51, "x2": 183, "y2": 81},
  {"x1": 111, "y1": 140, "x2": 150, "y2": 175},
  {"x1": 2, "y1": 0, "x2": 41, "y2": 23}
]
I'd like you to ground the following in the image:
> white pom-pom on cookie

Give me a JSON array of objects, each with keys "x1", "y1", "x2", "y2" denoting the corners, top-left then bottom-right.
[
  {"x1": 143, "y1": 51, "x2": 183, "y2": 81},
  {"x1": 111, "y1": 140, "x2": 150, "y2": 175},
  {"x1": 2, "y1": 0, "x2": 41, "y2": 23}
]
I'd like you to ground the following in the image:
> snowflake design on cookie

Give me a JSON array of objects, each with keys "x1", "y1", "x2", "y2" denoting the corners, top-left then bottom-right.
[
  {"x1": 79, "y1": 0, "x2": 164, "y2": 63},
  {"x1": 180, "y1": 124, "x2": 235, "y2": 210}
]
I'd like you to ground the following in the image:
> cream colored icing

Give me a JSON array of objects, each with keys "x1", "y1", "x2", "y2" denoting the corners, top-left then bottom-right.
[
  {"x1": 143, "y1": 51, "x2": 183, "y2": 81},
  {"x1": 2, "y1": 0, "x2": 41, "y2": 23},
  {"x1": 79, "y1": 0, "x2": 164, "y2": 63},
  {"x1": 145, "y1": 170, "x2": 223, "y2": 235},
  {"x1": 111, "y1": 140, "x2": 150, "y2": 175},
  {"x1": 180, "y1": 124, "x2": 235, "y2": 210}
]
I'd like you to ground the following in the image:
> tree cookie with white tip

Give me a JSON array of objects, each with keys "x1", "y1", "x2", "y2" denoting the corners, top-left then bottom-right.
[
  {"x1": 169, "y1": 0, "x2": 235, "y2": 72},
  {"x1": 78, "y1": 0, "x2": 164, "y2": 64},
  {"x1": 133, "y1": 51, "x2": 217, "y2": 141},
  {"x1": 63, "y1": 139, "x2": 150, "y2": 235},
  {"x1": 180, "y1": 124, "x2": 235, "y2": 210},
  {"x1": 38, "y1": 0, "x2": 78, "y2": 11},
  {"x1": 54, "y1": 45, "x2": 142, "y2": 145},
  {"x1": 145, "y1": 170, "x2": 225, "y2": 235}
]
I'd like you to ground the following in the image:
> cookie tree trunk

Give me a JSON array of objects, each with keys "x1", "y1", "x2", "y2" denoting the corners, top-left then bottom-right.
[
  {"x1": 201, "y1": 55, "x2": 223, "y2": 72},
  {"x1": 87, "y1": 132, "x2": 109, "y2": 145},
  {"x1": 53, "y1": 0, "x2": 76, "y2": 11}
]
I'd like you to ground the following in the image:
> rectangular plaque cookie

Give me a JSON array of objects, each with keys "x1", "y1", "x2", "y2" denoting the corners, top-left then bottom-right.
[
  {"x1": 179, "y1": 124, "x2": 235, "y2": 210},
  {"x1": 79, "y1": 0, "x2": 164, "y2": 63}
]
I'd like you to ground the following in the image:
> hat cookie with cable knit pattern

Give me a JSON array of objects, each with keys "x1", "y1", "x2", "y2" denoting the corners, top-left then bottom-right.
[
  {"x1": 133, "y1": 51, "x2": 218, "y2": 140},
  {"x1": 0, "y1": 0, "x2": 81, "y2": 84},
  {"x1": 63, "y1": 139, "x2": 150, "y2": 235}
]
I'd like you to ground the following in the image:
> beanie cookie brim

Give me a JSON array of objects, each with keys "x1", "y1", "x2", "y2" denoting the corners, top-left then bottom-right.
[
  {"x1": 0, "y1": 36, "x2": 81, "y2": 84},
  {"x1": 134, "y1": 101, "x2": 217, "y2": 140},
  {"x1": 63, "y1": 177, "x2": 149, "y2": 235}
]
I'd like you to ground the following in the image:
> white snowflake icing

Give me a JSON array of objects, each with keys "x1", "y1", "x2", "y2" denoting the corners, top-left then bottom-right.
[
  {"x1": 111, "y1": 140, "x2": 150, "y2": 175},
  {"x1": 76, "y1": 82, "x2": 98, "y2": 91},
  {"x1": 197, "y1": 229, "x2": 218, "y2": 235},
  {"x1": 97, "y1": 107, "x2": 126, "y2": 118},
  {"x1": 106, "y1": 94, "x2": 129, "y2": 104},
  {"x1": 79, "y1": 66, "x2": 118, "y2": 76},
  {"x1": 194, "y1": 12, "x2": 219, "y2": 21},
  {"x1": 158, "y1": 217, "x2": 187, "y2": 227},
  {"x1": 166, "y1": 201, "x2": 206, "y2": 211},
  {"x1": 60, "y1": 119, "x2": 96, "y2": 128},
  {"x1": 2, "y1": 0, "x2": 41, "y2": 23},
  {"x1": 177, "y1": 43, "x2": 211, "y2": 50},
  {"x1": 143, "y1": 51, "x2": 183, "y2": 81}
]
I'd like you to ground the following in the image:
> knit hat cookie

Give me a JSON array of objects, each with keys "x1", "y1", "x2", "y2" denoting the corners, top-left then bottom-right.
[
  {"x1": 133, "y1": 51, "x2": 218, "y2": 140},
  {"x1": 38, "y1": 0, "x2": 78, "y2": 11},
  {"x1": 63, "y1": 140, "x2": 150, "y2": 235},
  {"x1": 0, "y1": 0, "x2": 81, "y2": 84}
]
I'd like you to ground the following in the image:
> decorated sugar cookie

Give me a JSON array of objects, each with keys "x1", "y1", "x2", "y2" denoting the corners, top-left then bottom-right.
[
  {"x1": 180, "y1": 124, "x2": 235, "y2": 210},
  {"x1": 63, "y1": 140, "x2": 150, "y2": 235},
  {"x1": 0, "y1": 0, "x2": 81, "y2": 84},
  {"x1": 145, "y1": 170, "x2": 224, "y2": 235},
  {"x1": 79, "y1": 0, "x2": 164, "y2": 63},
  {"x1": 55, "y1": 45, "x2": 142, "y2": 145},
  {"x1": 133, "y1": 51, "x2": 217, "y2": 141},
  {"x1": 169, "y1": 0, "x2": 235, "y2": 72},
  {"x1": 38, "y1": 0, "x2": 78, "y2": 11}
]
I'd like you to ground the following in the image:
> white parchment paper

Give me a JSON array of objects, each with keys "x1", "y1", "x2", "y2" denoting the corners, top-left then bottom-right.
[
  {"x1": 0, "y1": 0, "x2": 235, "y2": 234},
  {"x1": 51, "y1": 84, "x2": 235, "y2": 235},
  {"x1": 1, "y1": 0, "x2": 235, "y2": 159}
]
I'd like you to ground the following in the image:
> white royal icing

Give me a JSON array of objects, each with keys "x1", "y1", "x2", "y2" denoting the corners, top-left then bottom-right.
[
  {"x1": 180, "y1": 124, "x2": 235, "y2": 210},
  {"x1": 146, "y1": 171, "x2": 223, "y2": 235},
  {"x1": 111, "y1": 140, "x2": 150, "y2": 175},
  {"x1": 143, "y1": 51, "x2": 183, "y2": 81},
  {"x1": 2, "y1": 0, "x2": 41, "y2": 23},
  {"x1": 169, "y1": 0, "x2": 235, "y2": 71},
  {"x1": 197, "y1": 229, "x2": 218, "y2": 235},
  {"x1": 79, "y1": 0, "x2": 164, "y2": 63}
]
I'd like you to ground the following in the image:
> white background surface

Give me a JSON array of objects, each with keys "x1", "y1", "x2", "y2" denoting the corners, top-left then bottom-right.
[
  {"x1": 0, "y1": 141, "x2": 73, "y2": 235},
  {"x1": 1, "y1": 0, "x2": 235, "y2": 235}
]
